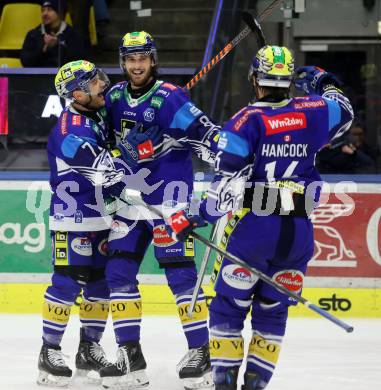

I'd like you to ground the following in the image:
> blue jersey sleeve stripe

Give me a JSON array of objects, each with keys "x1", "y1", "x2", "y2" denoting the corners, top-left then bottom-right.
[
  {"x1": 61, "y1": 134, "x2": 85, "y2": 158},
  {"x1": 169, "y1": 102, "x2": 197, "y2": 131},
  {"x1": 323, "y1": 97, "x2": 341, "y2": 130},
  {"x1": 218, "y1": 131, "x2": 250, "y2": 158}
]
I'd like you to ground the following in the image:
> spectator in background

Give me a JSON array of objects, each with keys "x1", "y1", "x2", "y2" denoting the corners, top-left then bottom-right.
[
  {"x1": 349, "y1": 122, "x2": 379, "y2": 162},
  {"x1": 21, "y1": 0, "x2": 86, "y2": 67},
  {"x1": 317, "y1": 122, "x2": 378, "y2": 173}
]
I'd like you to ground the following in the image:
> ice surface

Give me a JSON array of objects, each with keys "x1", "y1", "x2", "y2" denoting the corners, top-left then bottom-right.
[{"x1": 0, "y1": 314, "x2": 380, "y2": 389}]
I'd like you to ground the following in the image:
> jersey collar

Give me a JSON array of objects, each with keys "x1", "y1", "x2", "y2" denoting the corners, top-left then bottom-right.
[
  {"x1": 124, "y1": 80, "x2": 163, "y2": 107},
  {"x1": 250, "y1": 99, "x2": 292, "y2": 109}
]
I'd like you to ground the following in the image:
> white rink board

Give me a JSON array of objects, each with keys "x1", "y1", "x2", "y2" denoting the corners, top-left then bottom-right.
[{"x1": 0, "y1": 315, "x2": 380, "y2": 390}]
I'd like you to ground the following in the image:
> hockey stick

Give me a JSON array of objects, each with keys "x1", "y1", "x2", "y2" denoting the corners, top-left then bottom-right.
[
  {"x1": 185, "y1": 0, "x2": 283, "y2": 90},
  {"x1": 242, "y1": 11, "x2": 267, "y2": 48},
  {"x1": 189, "y1": 232, "x2": 354, "y2": 333},
  {"x1": 185, "y1": 10, "x2": 269, "y2": 312},
  {"x1": 123, "y1": 192, "x2": 354, "y2": 333},
  {"x1": 187, "y1": 218, "x2": 222, "y2": 318}
]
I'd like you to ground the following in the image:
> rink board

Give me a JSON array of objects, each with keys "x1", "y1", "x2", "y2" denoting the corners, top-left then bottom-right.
[
  {"x1": 0, "y1": 180, "x2": 381, "y2": 278},
  {"x1": 0, "y1": 283, "x2": 380, "y2": 318},
  {"x1": 0, "y1": 179, "x2": 380, "y2": 318}
]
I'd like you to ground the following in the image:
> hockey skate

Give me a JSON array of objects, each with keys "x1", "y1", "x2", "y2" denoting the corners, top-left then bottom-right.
[
  {"x1": 176, "y1": 344, "x2": 213, "y2": 390},
  {"x1": 74, "y1": 339, "x2": 111, "y2": 384},
  {"x1": 100, "y1": 341, "x2": 149, "y2": 389},
  {"x1": 37, "y1": 344, "x2": 72, "y2": 387}
]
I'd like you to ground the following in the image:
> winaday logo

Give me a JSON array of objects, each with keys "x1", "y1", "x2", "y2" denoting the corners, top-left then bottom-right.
[
  {"x1": 267, "y1": 116, "x2": 304, "y2": 129},
  {"x1": 0, "y1": 222, "x2": 46, "y2": 253}
]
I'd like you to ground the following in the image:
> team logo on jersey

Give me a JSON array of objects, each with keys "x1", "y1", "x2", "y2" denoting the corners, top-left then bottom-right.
[
  {"x1": 153, "y1": 224, "x2": 176, "y2": 247},
  {"x1": 222, "y1": 264, "x2": 258, "y2": 290},
  {"x1": 273, "y1": 270, "x2": 304, "y2": 293},
  {"x1": 72, "y1": 115, "x2": 82, "y2": 126},
  {"x1": 143, "y1": 108, "x2": 155, "y2": 122},
  {"x1": 263, "y1": 112, "x2": 307, "y2": 135},
  {"x1": 71, "y1": 237, "x2": 92, "y2": 256}
]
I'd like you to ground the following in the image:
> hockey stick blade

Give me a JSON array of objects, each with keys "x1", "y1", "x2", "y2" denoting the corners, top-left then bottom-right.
[{"x1": 242, "y1": 11, "x2": 267, "y2": 47}]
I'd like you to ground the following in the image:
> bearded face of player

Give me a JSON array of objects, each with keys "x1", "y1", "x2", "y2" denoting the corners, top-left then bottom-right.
[
  {"x1": 123, "y1": 53, "x2": 154, "y2": 89},
  {"x1": 73, "y1": 75, "x2": 108, "y2": 110}
]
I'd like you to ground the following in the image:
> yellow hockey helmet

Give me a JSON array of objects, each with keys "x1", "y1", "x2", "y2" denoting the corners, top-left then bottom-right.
[
  {"x1": 119, "y1": 31, "x2": 158, "y2": 64},
  {"x1": 54, "y1": 60, "x2": 109, "y2": 98},
  {"x1": 248, "y1": 45, "x2": 294, "y2": 88}
]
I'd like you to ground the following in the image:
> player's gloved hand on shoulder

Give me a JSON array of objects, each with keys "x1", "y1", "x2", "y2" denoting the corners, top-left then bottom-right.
[
  {"x1": 115, "y1": 123, "x2": 163, "y2": 165},
  {"x1": 294, "y1": 66, "x2": 341, "y2": 95},
  {"x1": 166, "y1": 209, "x2": 207, "y2": 242}
]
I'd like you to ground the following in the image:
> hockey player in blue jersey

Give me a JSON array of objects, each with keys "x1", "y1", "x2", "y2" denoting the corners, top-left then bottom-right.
[
  {"x1": 37, "y1": 60, "x2": 161, "y2": 386},
  {"x1": 99, "y1": 31, "x2": 219, "y2": 389},
  {"x1": 167, "y1": 45, "x2": 354, "y2": 389}
]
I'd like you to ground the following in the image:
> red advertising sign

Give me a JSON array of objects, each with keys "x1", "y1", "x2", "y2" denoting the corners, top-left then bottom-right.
[{"x1": 307, "y1": 192, "x2": 381, "y2": 278}]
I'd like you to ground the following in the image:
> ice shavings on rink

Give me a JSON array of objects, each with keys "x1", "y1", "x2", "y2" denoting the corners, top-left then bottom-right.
[{"x1": 0, "y1": 315, "x2": 379, "y2": 390}]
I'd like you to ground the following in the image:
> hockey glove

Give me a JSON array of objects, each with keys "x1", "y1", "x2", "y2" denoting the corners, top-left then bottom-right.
[
  {"x1": 116, "y1": 123, "x2": 163, "y2": 165},
  {"x1": 294, "y1": 66, "x2": 341, "y2": 95},
  {"x1": 166, "y1": 209, "x2": 207, "y2": 242}
]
